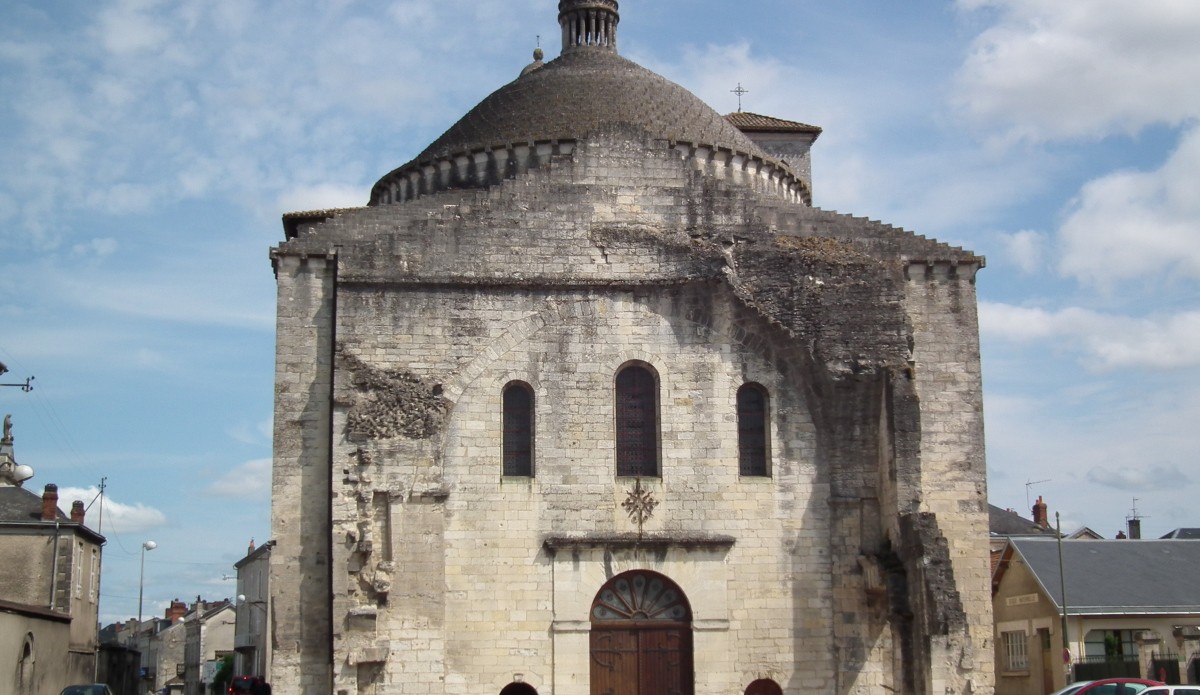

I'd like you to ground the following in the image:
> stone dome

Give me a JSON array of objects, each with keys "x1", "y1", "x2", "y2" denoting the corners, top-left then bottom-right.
[
  {"x1": 369, "y1": 1, "x2": 806, "y2": 206},
  {"x1": 413, "y1": 48, "x2": 769, "y2": 166}
]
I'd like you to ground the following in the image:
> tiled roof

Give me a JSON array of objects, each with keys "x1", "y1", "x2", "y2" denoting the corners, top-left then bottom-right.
[
  {"x1": 1161, "y1": 528, "x2": 1200, "y2": 539},
  {"x1": 404, "y1": 48, "x2": 769, "y2": 168},
  {"x1": 725, "y1": 111, "x2": 822, "y2": 134},
  {"x1": 1010, "y1": 538, "x2": 1200, "y2": 614},
  {"x1": 0, "y1": 486, "x2": 62, "y2": 523},
  {"x1": 989, "y1": 504, "x2": 1057, "y2": 537}
]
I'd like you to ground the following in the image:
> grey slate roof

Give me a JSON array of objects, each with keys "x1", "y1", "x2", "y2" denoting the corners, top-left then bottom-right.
[
  {"x1": 989, "y1": 504, "x2": 1058, "y2": 537},
  {"x1": 0, "y1": 485, "x2": 64, "y2": 522},
  {"x1": 400, "y1": 47, "x2": 770, "y2": 170},
  {"x1": 1010, "y1": 538, "x2": 1200, "y2": 615},
  {"x1": 1161, "y1": 528, "x2": 1200, "y2": 539}
]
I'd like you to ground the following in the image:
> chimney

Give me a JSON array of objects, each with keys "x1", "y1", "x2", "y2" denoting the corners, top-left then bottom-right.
[
  {"x1": 1032, "y1": 495, "x2": 1048, "y2": 528},
  {"x1": 166, "y1": 598, "x2": 187, "y2": 623},
  {"x1": 70, "y1": 500, "x2": 85, "y2": 523},
  {"x1": 1116, "y1": 530, "x2": 1127, "y2": 539},
  {"x1": 1128, "y1": 517, "x2": 1141, "y2": 540},
  {"x1": 41, "y1": 484, "x2": 59, "y2": 521}
]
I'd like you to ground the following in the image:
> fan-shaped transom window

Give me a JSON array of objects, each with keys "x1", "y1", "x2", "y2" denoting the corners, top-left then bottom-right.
[
  {"x1": 503, "y1": 381, "x2": 534, "y2": 477},
  {"x1": 615, "y1": 364, "x2": 659, "y2": 477},
  {"x1": 737, "y1": 383, "x2": 769, "y2": 477},
  {"x1": 592, "y1": 571, "x2": 690, "y2": 623}
]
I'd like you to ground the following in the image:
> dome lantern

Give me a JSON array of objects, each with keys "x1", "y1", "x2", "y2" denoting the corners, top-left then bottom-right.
[{"x1": 559, "y1": 0, "x2": 619, "y2": 53}]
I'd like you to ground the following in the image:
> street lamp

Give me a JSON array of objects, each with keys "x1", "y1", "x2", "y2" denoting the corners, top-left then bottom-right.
[{"x1": 138, "y1": 540, "x2": 157, "y2": 623}]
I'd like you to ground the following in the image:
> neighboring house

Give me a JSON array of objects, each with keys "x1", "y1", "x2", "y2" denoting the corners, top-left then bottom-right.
[
  {"x1": 1162, "y1": 529, "x2": 1200, "y2": 540},
  {"x1": 989, "y1": 497, "x2": 1059, "y2": 574},
  {"x1": 0, "y1": 416, "x2": 105, "y2": 695},
  {"x1": 233, "y1": 539, "x2": 272, "y2": 680},
  {"x1": 992, "y1": 537, "x2": 1200, "y2": 695},
  {"x1": 183, "y1": 600, "x2": 235, "y2": 695}
]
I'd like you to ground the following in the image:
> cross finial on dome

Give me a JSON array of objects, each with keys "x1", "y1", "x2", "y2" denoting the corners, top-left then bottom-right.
[{"x1": 559, "y1": 0, "x2": 619, "y2": 53}]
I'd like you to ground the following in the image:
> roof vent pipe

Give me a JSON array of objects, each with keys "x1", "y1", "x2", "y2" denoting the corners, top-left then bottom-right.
[{"x1": 559, "y1": 0, "x2": 619, "y2": 53}]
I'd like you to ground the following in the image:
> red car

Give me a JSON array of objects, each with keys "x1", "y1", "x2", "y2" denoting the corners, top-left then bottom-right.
[{"x1": 1072, "y1": 679, "x2": 1165, "y2": 695}]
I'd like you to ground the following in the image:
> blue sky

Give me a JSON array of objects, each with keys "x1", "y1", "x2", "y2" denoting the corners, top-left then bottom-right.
[{"x1": 1, "y1": 0, "x2": 1196, "y2": 625}]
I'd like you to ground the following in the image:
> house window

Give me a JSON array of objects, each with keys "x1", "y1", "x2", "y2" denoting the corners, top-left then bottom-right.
[
  {"x1": 737, "y1": 383, "x2": 769, "y2": 476},
  {"x1": 615, "y1": 364, "x2": 658, "y2": 477},
  {"x1": 1002, "y1": 630, "x2": 1028, "y2": 671},
  {"x1": 502, "y1": 381, "x2": 534, "y2": 477}
]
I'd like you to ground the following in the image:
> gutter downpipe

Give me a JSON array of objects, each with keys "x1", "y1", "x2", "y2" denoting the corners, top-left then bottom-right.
[
  {"x1": 50, "y1": 520, "x2": 61, "y2": 610},
  {"x1": 1057, "y1": 513, "x2": 1071, "y2": 675}
]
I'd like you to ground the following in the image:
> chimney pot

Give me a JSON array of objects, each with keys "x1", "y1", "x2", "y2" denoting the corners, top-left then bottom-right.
[{"x1": 70, "y1": 500, "x2": 85, "y2": 523}]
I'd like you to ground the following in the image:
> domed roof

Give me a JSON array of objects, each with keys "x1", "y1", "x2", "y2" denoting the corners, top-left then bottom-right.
[
  {"x1": 411, "y1": 48, "x2": 769, "y2": 165},
  {"x1": 369, "y1": 1, "x2": 805, "y2": 206}
]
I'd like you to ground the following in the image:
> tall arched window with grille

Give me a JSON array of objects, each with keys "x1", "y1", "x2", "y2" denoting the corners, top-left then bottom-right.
[
  {"x1": 615, "y1": 364, "x2": 659, "y2": 477},
  {"x1": 503, "y1": 381, "x2": 534, "y2": 477},
  {"x1": 737, "y1": 383, "x2": 769, "y2": 476}
]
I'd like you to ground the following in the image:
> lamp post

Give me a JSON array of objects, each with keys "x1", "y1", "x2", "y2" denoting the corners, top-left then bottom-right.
[{"x1": 138, "y1": 540, "x2": 157, "y2": 623}]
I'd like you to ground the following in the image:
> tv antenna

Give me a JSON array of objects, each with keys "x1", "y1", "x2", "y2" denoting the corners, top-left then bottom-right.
[{"x1": 1025, "y1": 478, "x2": 1051, "y2": 510}]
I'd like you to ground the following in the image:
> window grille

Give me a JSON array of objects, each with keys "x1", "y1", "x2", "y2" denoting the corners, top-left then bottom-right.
[
  {"x1": 502, "y1": 382, "x2": 534, "y2": 477},
  {"x1": 615, "y1": 365, "x2": 658, "y2": 477},
  {"x1": 1003, "y1": 630, "x2": 1028, "y2": 671},
  {"x1": 737, "y1": 384, "x2": 769, "y2": 476}
]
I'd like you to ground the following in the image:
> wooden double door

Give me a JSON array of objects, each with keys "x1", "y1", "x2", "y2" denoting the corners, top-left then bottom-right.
[{"x1": 589, "y1": 571, "x2": 694, "y2": 695}]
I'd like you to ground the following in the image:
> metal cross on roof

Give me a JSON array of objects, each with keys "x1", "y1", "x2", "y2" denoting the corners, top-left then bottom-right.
[{"x1": 731, "y1": 82, "x2": 749, "y2": 112}]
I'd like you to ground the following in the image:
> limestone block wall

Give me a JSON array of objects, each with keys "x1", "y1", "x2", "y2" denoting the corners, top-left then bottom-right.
[
  {"x1": 270, "y1": 254, "x2": 337, "y2": 694},
  {"x1": 326, "y1": 282, "x2": 833, "y2": 695},
  {"x1": 272, "y1": 130, "x2": 994, "y2": 695},
  {"x1": 902, "y1": 261, "x2": 994, "y2": 694}
]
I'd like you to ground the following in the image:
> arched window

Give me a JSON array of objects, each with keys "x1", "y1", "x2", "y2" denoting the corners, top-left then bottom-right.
[
  {"x1": 503, "y1": 381, "x2": 534, "y2": 477},
  {"x1": 737, "y1": 383, "x2": 769, "y2": 476},
  {"x1": 615, "y1": 364, "x2": 659, "y2": 477}
]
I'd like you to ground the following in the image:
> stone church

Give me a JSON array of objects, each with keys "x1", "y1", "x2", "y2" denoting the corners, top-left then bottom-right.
[{"x1": 268, "y1": 2, "x2": 994, "y2": 694}]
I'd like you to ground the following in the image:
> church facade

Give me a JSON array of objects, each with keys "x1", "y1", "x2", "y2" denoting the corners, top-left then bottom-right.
[{"x1": 268, "y1": 2, "x2": 994, "y2": 694}]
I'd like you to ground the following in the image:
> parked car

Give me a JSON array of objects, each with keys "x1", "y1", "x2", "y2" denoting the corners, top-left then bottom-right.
[
  {"x1": 1072, "y1": 679, "x2": 1166, "y2": 695},
  {"x1": 1142, "y1": 687, "x2": 1200, "y2": 695},
  {"x1": 58, "y1": 686, "x2": 114, "y2": 695},
  {"x1": 1051, "y1": 682, "x2": 1095, "y2": 695},
  {"x1": 228, "y1": 675, "x2": 271, "y2": 695}
]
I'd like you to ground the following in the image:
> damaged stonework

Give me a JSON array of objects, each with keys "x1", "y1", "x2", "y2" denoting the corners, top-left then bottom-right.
[
  {"x1": 725, "y1": 235, "x2": 911, "y2": 376},
  {"x1": 336, "y1": 345, "x2": 450, "y2": 440}
]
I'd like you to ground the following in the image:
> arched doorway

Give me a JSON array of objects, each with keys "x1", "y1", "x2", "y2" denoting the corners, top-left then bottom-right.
[
  {"x1": 590, "y1": 570, "x2": 693, "y2": 695},
  {"x1": 745, "y1": 678, "x2": 783, "y2": 695}
]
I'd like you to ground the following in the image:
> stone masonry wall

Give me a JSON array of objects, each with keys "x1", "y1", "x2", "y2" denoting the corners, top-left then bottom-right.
[
  {"x1": 901, "y1": 262, "x2": 994, "y2": 695},
  {"x1": 272, "y1": 129, "x2": 992, "y2": 695},
  {"x1": 270, "y1": 254, "x2": 336, "y2": 694},
  {"x1": 328, "y1": 282, "x2": 830, "y2": 695}
]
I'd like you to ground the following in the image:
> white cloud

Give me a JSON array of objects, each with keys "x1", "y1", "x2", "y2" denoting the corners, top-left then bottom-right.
[
  {"x1": 980, "y1": 302, "x2": 1200, "y2": 370},
  {"x1": 1086, "y1": 464, "x2": 1189, "y2": 491},
  {"x1": 70, "y1": 238, "x2": 119, "y2": 257},
  {"x1": 57, "y1": 486, "x2": 167, "y2": 534},
  {"x1": 998, "y1": 229, "x2": 1045, "y2": 273},
  {"x1": 205, "y1": 458, "x2": 271, "y2": 500},
  {"x1": 96, "y1": 0, "x2": 173, "y2": 56},
  {"x1": 955, "y1": 0, "x2": 1200, "y2": 142},
  {"x1": 1057, "y1": 124, "x2": 1200, "y2": 287},
  {"x1": 277, "y1": 183, "x2": 366, "y2": 213}
]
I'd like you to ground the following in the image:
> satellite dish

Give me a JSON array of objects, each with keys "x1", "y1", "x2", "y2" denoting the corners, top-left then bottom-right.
[{"x1": 12, "y1": 465, "x2": 33, "y2": 483}]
